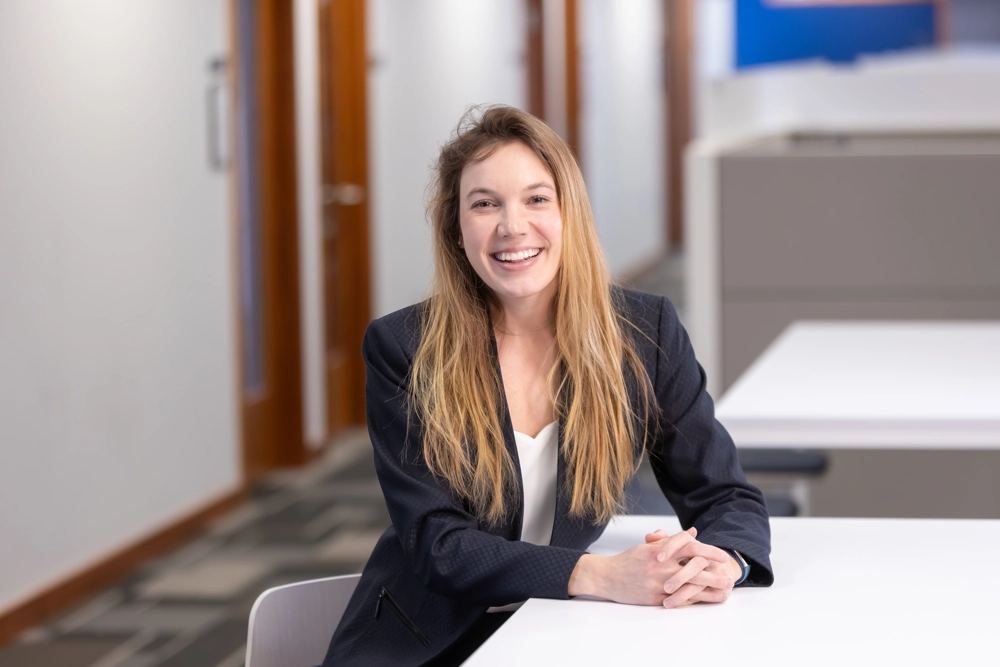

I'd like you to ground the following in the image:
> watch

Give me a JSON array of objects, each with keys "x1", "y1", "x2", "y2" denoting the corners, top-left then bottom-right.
[{"x1": 724, "y1": 549, "x2": 750, "y2": 586}]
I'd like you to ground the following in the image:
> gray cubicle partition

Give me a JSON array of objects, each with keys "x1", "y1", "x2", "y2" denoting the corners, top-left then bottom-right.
[
  {"x1": 719, "y1": 133, "x2": 1000, "y2": 390},
  {"x1": 717, "y1": 134, "x2": 1000, "y2": 519}
]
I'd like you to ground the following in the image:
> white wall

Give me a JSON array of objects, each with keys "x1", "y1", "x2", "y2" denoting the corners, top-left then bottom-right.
[
  {"x1": 579, "y1": 0, "x2": 668, "y2": 275},
  {"x1": 0, "y1": 0, "x2": 240, "y2": 613},
  {"x1": 368, "y1": 0, "x2": 528, "y2": 317},
  {"x1": 293, "y1": 0, "x2": 326, "y2": 449}
]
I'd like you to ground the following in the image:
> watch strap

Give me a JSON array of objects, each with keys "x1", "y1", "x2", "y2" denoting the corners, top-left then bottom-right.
[{"x1": 724, "y1": 548, "x2": 750, "y2": 586}]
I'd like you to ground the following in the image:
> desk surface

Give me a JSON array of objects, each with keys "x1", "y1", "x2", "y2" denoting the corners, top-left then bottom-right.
[
  {"x1": 466, "y1": 515, "x2": 1000, "y2": 666},
  {"x1": 715, "y1": 321, "x2": 1000, "y2": 449}
]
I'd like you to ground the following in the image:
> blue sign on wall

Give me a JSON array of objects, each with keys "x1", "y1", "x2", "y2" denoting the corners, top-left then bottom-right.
[{"x1": 736, "y1": 0, "x2": 938, "y2": 69}]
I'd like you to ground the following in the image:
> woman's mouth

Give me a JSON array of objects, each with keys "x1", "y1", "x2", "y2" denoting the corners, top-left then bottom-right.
[{"x1": 491, "y1": 248, "x2": 541, "y2": 264}]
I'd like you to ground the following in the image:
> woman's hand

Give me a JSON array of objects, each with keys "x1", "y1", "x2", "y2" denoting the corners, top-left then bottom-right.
[
  {"x1": 567, "y1": 529, "x2": 731, "y2": 607},
  {"x1": 644, "y1": 528, "x2": 741, "y2": 608}
]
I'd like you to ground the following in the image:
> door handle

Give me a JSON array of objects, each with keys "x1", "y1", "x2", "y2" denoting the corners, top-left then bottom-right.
[
  {"x1": 206, "y1": 56, "x2": 229, "y2": 171},
  {"x1": 323, "y1": 183, "x2": 365, "y2": 206}
]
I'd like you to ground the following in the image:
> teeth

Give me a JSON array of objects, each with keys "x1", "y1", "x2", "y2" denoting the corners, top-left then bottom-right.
[{"x1": 495, "y1": 249, "x2": 540, "y2": 262}]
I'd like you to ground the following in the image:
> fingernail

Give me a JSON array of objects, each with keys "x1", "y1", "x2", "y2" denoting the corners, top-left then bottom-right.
[
  {"x1": 663, "y1": 599, "x2": 674, "y2": 609},
  {"x1": 657, "y1": 552, "x2": 666, "y2": 562},
  {"x1": 664, "y1": 583, "x2": 674, "y2": 594}
]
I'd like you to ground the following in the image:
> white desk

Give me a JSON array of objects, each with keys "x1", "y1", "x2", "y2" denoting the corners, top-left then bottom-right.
[
  {"x1": 467, "y1": 515, "x2": 1000, "y2": 666},
  {"x1": 715, "y1": 321, "x2": 1000, "y2": 449}
]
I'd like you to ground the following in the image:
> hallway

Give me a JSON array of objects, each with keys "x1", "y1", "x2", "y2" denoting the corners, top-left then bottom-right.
[{"x1": 0, "y1": 431, "x2": 386, "y2": 667}]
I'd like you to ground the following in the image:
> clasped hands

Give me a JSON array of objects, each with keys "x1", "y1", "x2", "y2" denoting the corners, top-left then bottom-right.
[
  {"x1": 644, "y1": 527, "x2": 740, "y2": 608},
  {"x1": 568, "y1": 526, "x2": 741, "y2": 609}
]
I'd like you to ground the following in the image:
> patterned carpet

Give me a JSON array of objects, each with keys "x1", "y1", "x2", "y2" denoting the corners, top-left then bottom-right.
[{"x1": 0, "y1": 429, "x2": 388, "y2": 667}]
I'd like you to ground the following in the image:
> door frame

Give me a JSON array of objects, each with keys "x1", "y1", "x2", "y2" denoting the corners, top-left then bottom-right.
[
  {"x1": 235, "y1": 0, "x2": 307, "y2": 481},
  {"x1": 665, "y1": 0, "x2": 693, "y2": 249},
  {"x1": 318, "y1": 0, "x2": 371, "y2": 434},
  {"x1": 527, "y1": 0, "x2": 580, "y2": 158}
]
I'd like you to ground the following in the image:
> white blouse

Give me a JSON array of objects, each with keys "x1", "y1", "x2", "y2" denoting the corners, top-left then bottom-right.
[
  {"x1": 488, "y1": 419, "x2": 559, "y2": 613},
  {"x1": 514, "y1": 420, "x2": 559, "y2": 547}
]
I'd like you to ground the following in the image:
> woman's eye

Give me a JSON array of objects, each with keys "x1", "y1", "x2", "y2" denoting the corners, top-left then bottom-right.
[
  {"x1": 528, "y1": 195, "x2": 549, "y2": 205},
  {"x1": 471, "y1": 200, "x2": 495, "y2": 209}
]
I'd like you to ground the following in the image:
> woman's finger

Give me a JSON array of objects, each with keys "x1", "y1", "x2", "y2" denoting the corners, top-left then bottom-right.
[
  {"x1": 677, "y1": 568, "x2": 733, "y2": 592},
  {"x1": 688, "y1": 586, "x2": 730, "y2": 605},
  {"x1": 654, "y1": 531, "x2": 695, "y2": 562},
  {"x1": 656, "y1": 536, "x2": 729, "y2": 565},
  {"x1": 662, "y1": 583, "x2": 705, "y2": 609},
  {"x1": 663, "y1": 556, "x2": 709, "y2": 594},
  {"x1": 645, "y1": 529, "x2": 669, "y2": 543},
  {"x1": 665, "y1": 540, "x2": 731, "y2": 565}
]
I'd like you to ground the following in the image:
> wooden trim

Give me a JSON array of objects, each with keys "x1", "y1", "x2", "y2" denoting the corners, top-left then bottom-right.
[
  {"x1": 335, "y1": 0, "x2": 371, "y2": 427},
  {"x1": 564, "y1": 0, "x2": 580, "y2": 161},
  {"x1": 666, "y1": 0, "x2": 693, "y2": 249},
  {"x1": 256, "y1": 0, "x2": 306, "y2": 466},
  {"x1": 0, "y1": 488, "x2": 246, "y2": 647},
  {"x1": 526, "y1": 0, "x2": 545, "y2": 119},
  {"x1": 321, "y1": 0, "x2": 372, "y2": 430}
]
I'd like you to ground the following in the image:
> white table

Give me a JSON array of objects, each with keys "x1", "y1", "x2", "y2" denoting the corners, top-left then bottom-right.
[
  {"x1": 466, "y1": 515, "x2": 1000, "y2": 666},
  {"x1": 715, "y1": 321, "x2": 1000, "y2": 450}
]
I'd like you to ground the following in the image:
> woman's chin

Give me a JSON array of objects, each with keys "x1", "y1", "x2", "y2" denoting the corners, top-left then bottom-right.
[{"x1": 485, "y1": 277, "x2": 559, "y2": 305}]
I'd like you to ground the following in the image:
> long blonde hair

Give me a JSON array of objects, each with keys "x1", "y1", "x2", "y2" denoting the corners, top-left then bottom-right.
[{"x1": 410, "y1": 105, "x2": 654, "y2": 525}]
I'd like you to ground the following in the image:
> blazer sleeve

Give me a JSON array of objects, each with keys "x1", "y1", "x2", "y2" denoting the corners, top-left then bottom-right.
[
  {"x1": 646, "y1": 297, "x2": 774, "y2": 586},
  {"x1": 363, "y1": 317, "x2": 587, "y2": 607}
]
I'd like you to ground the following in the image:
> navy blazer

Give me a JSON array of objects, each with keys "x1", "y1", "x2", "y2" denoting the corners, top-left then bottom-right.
[{"x1": 322, "y1": 288, "x2": 773, "y2": 666}]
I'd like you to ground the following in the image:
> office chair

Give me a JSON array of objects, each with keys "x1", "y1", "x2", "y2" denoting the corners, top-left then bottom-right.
[
  {"x1": 738, "y1": 449, "x2": 829, "y2": 516},
  {"x1": 245, "y1": 573, "x2": 361, "y2": 667}
]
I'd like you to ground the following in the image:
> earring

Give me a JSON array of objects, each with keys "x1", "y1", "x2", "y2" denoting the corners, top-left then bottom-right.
[{"x1": 457, "y1": 238, "x2": 464, "y2": 248}]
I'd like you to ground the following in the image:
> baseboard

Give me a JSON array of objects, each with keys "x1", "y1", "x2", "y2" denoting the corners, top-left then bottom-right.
[
  {"x1": 0, "y1": 486, "x2": 246, "y2": 647},
  {"x1": 306, "y1": 438, "x2": 330, "y2": 462}
]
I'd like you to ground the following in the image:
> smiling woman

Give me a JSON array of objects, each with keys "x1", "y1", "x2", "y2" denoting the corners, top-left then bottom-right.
[{"x1": 320, "y1": 106, "x2": 773, "y2": 667}]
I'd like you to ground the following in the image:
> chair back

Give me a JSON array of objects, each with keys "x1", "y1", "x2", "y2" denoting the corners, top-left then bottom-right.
[{"x1": 246, "y1": 573, "x2": 361, "y2": 667}]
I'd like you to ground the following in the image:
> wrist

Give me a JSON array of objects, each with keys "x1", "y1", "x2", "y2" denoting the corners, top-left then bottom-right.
[
  {"x1": 727, "y1": 556, "x2": 743, "y2": 582},
  {"x1": 724, "y1": 549, "x2": 750, "y2": 585},
  {"x1": 568, "y1": 554, "x2": 605, "y2": 598}
]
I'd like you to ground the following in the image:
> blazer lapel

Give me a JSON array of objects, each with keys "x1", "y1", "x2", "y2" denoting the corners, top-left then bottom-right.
[
  {"x1": 548, "y1": 419, "x2": 575, "y2": 548},
  {"x1": 489, "y1": 326, "x2": 525, "y2": 541}
]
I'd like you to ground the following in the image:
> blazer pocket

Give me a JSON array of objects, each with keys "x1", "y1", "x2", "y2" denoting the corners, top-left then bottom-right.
[{"x1": 375, "y1": 585, "x2": 431, "y2": 646}]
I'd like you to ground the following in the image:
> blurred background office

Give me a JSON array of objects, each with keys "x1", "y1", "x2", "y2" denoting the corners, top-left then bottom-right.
[{"x1": 1, "y1": 0, "x2": 999, "y2": 665}]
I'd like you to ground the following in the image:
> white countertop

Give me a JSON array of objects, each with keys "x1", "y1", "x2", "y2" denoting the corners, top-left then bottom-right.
[
  {"x1": 715, "y1": 321, "x2": 1000, "y2": 449},
  {"x1": 466, "y1": 515, "x2": 1000, "y2": 666}
]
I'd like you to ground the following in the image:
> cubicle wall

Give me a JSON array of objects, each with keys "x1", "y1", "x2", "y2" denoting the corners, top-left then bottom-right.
[
  {"x1": 713, "y1": 133, "x2": 1000, "y2": 519},
  {"x1": 718, "y1": 134, "x2": 1000, "y2": 390}
]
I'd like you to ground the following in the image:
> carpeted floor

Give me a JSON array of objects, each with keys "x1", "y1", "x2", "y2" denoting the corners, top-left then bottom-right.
[{"x1": 0, "y1": 429, "x2": 388, "y2": 667}]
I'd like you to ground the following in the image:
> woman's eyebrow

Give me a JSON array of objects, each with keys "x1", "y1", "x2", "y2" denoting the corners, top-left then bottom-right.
[
  {"x1": 465, "y1": 183, "x2": 554, "y2": 200},
  {"x1": 465, "y1": 187, "x2": 495, "y2": 200}
]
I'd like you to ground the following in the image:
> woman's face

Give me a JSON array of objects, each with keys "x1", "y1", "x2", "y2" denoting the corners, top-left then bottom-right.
[{"x1": 458, "y1": 141, "x2": 563, "y2": 308}]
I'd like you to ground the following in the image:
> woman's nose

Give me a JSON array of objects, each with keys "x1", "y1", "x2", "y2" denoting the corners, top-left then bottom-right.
[{"x1": 499, "y1": 208, "x2": 526, "y2": 236}]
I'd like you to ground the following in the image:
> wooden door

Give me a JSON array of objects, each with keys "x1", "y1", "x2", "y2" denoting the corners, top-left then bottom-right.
[
  {"x1": 318, "y1": 0, "x2": 371, "y2": 433},
  {"x1": 665, "y1": 0, "x2": 693, "y2": 248},
  {"x1": 236, "y1": 0, "x2": 306, "y2": 480}
]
